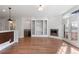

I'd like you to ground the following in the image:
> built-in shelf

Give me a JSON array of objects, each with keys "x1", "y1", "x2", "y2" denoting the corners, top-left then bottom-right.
[{"x1": 31, "y1": 19, "x2": 48, "y2": 37}]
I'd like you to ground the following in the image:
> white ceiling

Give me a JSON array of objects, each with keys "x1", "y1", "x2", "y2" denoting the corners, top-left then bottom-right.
[{"x1": 0, "y1": 5, "x2": 76, "y2": 19}]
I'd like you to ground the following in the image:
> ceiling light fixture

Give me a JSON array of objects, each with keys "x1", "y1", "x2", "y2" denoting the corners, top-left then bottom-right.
[
  {"x1": 8, "y1": 7, "x2": 13, "y2": 23},
  {"x1": 38, "y1": 5, "x2": 44, "y2": 11},
  {"x1": 2, "y1": 9, "x2": 6, "y2": 12}
]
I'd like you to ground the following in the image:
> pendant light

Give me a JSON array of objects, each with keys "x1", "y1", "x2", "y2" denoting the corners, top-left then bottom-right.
[
  {"x1": 38, "y1": 5, "x2": 44, "y2": 11},
  {"x1": 8, "y1": 7, "x2": 13, "y2": 23}
]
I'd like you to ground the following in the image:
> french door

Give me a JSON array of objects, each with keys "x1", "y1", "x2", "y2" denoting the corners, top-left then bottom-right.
[{"x1": 64, "y1": 16, "x2": 79, "y2": 42}]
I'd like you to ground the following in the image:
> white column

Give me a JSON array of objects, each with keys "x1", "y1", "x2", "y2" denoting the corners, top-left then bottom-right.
[{"x1": 77, "y1": 20, "x2": 79, "y2": 47}]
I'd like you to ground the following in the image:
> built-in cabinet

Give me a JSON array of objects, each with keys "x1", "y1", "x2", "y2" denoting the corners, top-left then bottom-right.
[{"x1": 31, "y1": 19, "x2": 48, "y2": 37}]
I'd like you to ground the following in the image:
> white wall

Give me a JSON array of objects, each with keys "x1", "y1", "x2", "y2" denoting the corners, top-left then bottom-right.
[
  {"x1": 0, "y1": 18, "x2": 9, "y2": 31},
  {"x1": 1, "y1": 16, "x2": 64, "y2": 40},
  {"x1": 17, "y1": 16, "x2": 64, "y2": 38},
  {"x1": 48, "y1": 16, "x2": 64, "y2": 38},
  {"x1": 15, "y1": 17, "x2": 22, "y2": 38},
  {"x1": 16, "y1": 16, "x2": 31, "y2": 38}
]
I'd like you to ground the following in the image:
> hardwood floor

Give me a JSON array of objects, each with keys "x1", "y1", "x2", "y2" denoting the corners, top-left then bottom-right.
[{"x1": 0, "y1": 37, "x2": 79, "y2": 54}]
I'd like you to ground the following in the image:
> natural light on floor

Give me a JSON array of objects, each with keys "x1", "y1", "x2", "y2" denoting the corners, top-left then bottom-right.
[{"x1": 57, "y1": 42, "x2": 79, "y2": 54}]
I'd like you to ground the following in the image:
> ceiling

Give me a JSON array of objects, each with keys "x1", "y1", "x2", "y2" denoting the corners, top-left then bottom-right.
[{"x1": 0, "y1": 5, "x2": 76, "y2": 19}]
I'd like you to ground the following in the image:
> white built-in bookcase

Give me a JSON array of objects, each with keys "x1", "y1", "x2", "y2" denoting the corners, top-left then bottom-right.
[{"x1": 31, "y1": 19, "x2": 48, "y2": 37}]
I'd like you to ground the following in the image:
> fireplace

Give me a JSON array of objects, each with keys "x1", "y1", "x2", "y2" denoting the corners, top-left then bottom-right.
[{"x1": 50, "y1": 29, "x2": 58, "y2": 36}]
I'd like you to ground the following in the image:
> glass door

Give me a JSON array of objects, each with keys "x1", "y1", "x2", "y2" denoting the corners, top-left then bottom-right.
[
  {"x1": 64, "y1": 15, "x2": 79, "y2": 45},
  {"x1": 71, "y1": 21, "x2": 78, "y2": 41}
]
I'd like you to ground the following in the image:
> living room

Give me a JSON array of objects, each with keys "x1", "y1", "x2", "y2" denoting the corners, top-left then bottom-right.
[
  {"x1": 1, "y1": 0, "x2": 79, "y2": 59},
  {"x1": 0, "y1": 5, "x2": 79, "y2": 54}
]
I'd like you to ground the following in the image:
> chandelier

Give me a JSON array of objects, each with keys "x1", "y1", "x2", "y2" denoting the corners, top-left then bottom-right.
[{"x1": 38, "y1": 5, "x2": 44, "y2": 11}]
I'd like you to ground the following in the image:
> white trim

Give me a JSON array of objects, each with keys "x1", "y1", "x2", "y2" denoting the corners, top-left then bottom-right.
[
  {"x1": 31, "y1": 35, "x2": 48, "y2": 37},
  {"x1": 0, "y1": 41, "x2": 16, "y2": 51},
  {"x1": 31, "y1": 19, "x2": 48, "y2": 37},
  {"x1": 0, "y1": 30, "x2": 14, "y2": 33},
  {"x1": 49, "y1": 36, "x2": 63, "y2": 40}
]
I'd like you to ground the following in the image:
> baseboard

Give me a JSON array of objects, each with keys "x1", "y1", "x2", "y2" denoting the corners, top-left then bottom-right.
[
  {"x1": 49, "y1": 36, "x2": 63, "y2": 40},
  {"x1": 31, "y1": 35, "x2": 48, "y2": 37}
]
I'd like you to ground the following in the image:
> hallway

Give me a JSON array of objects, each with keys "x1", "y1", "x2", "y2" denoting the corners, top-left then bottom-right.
[{"x1": 0, "y1": 37, "x2": 79, "y2": 54}]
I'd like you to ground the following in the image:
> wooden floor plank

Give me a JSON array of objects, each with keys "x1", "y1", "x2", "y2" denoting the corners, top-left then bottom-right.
[{"x1": 0, "y1": 37, "x2": 79, "y2": 54}]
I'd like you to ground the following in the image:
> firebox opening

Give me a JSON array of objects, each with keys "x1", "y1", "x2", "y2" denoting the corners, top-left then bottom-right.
[{"x1": 50, "y1": 29, "x2": 58, "y2": 36}]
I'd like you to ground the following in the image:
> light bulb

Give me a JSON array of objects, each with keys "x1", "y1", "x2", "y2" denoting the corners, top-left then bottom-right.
[
  {"x1": 2, "y1": 9, "x2": 6, "y2": 12},
  {"x1": 38, "y1": 5, "x2": 44, "y2": 11},
  {"x1": 8, "y1": 21, "x2": 13, "y2": 23},
  {"x1": 38, "y1": 7, "x2": 43, "y2": 11}
]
